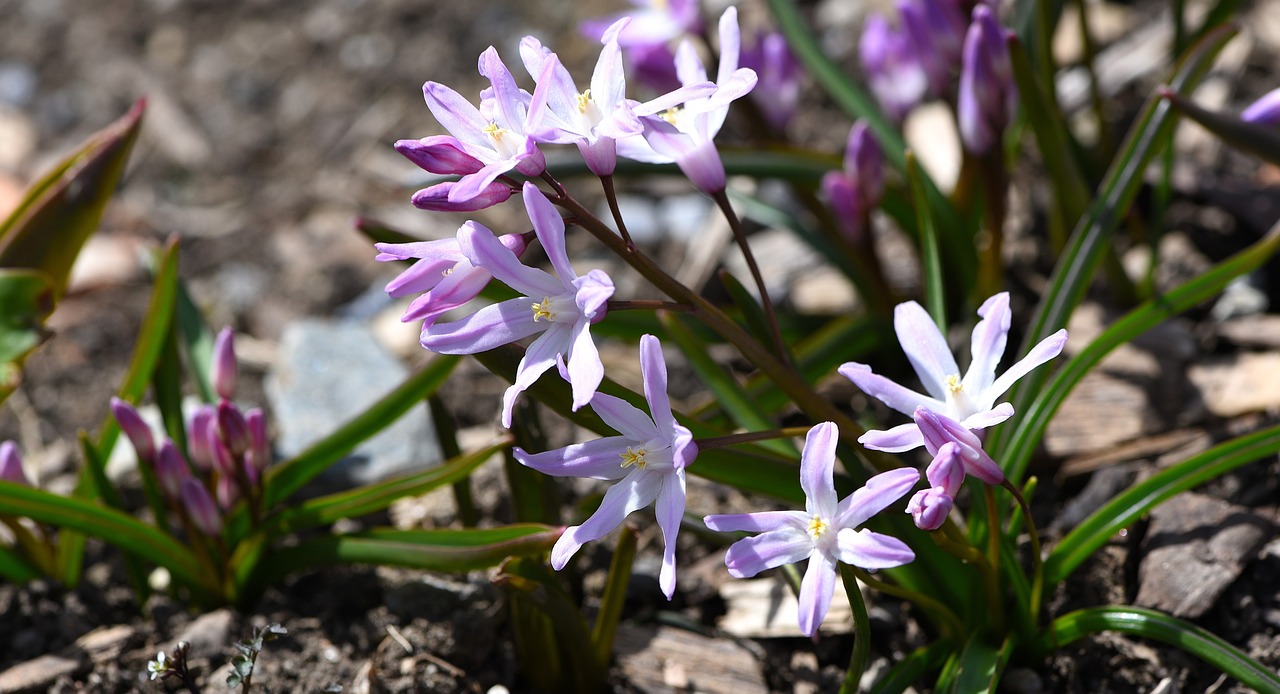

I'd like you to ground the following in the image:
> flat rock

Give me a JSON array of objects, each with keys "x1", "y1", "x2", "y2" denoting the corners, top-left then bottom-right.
[
  {"x1": 176, "y1": 608, "x2": 235, "y2": 656},
  {"x1": 75, "y1": 624, "x2": 137, "y2": 663},
  {"x1": 717, "y1": 575, "x2": 853, "y2": 638},
  {"x1": 1135, "y1": 492, "x2": 1273, "y2": 618},
  {"x1": 0, "y1": 653, "x2": 87, "y2": 694},
  {"x1": 1187, "y1": 352, "x2": 1280, "y2": 418},
  {"x1": 1217, "y1": 315, "x2": 1280, "y2": 349},
  {"x1": 614, "y1": 623, "x2": 766, "y2": 694},
  {"x1": 265, "y1": 318, "x2": 441, "y2": 493}
]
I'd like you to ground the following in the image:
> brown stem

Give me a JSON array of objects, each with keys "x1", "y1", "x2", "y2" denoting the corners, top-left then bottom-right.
[
  {"x1": 711, "y1": 190, "x2": 790, "y2": 366},
  {"x1": 599, "y1": 175, "x2": 636, "y2": 251},
  {"x1": 695, "y1": 426, "x2": 812, "y2": 450},
  {"x1": 606, "y1": 299, "x2": 692, "y2": 313}
]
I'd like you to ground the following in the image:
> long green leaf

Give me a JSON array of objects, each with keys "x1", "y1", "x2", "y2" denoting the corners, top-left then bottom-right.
[
  {"x1": 1046, "y1": 422, "x2": 1280, "y2": 586},
  {"x1": 997, "y1": 25, "x2": 1238, "y2": 454},
  {"x1": 906, "y1": 153, "x2": 945, "y2": 329},
  {"x1": 0, "y1": 542, "x2": 42, "y2": 583},
  {"x1": 262, "y1": 440, "x2": 509, "y2": 535},
  {"x1": 1039, "y1": 607, "x2": 1280, "y2": 692},
  {"x1": 937, "y1": 636, "x2": 1010, "y2": 694},
  {"x1": 996, "y1": 226, "x2": 1280, "y2": 480},
  {"x1": 0, "y1": 270, "x2": 53, "y2": 400},
  {"x1": 870, "y1": 641, "x2": 952, "y2": 694},
  {"x1": 1161, "y1": 88, "x2": 1280, "y2": 165},
  {"x1": 263, "y1": 354, "x2": 460, "y2": 507}
]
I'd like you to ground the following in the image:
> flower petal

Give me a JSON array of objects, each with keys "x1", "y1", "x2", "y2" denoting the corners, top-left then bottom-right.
[
  {"x1": 550, "y1": 469, "x2": 662, "y2": 569},
  {"x1": 985, "y1": 329, "x2": 1068, "y2": 405},
  {"x1": 797, "y1": 551, "x2": 837, "y2": 637},
  {"x1": 567, "y1": 319, "x2": 604, "y2": 412},
  {"x1": 422, "y1": 81, "x2": 487, "y2": 149},
  {"x1": 857, "y1": 422, "x2": 924, "y2": 453},
  {"x1": 835, "y1": 467, "x2": 920, "y2": 529},
  {"x1": 960, "y1": 403, "x2": 1014, "y2": 431},
  {"x1": 704, "y1": 510, "x2": 807, "y2": 534},
  {"x1": 836, "y1": 528, "x2": 916, "y2": 569},
  {"x1": 514, "y1": 436, "x2": 633, "y2": 480},
  {"x1": 800, "y1": 422, "x2": 840, "y2": 520},
  {"x1": 461, "y1": 220, "x2": 562, "y2": 298},
  {"x1": 421, "y1": 297, "x2": 544, "y2": 354},
  {"x1": 838, "y1": 362, "x2": 942, "y2": 418},
  {"x1": 502, "y1": 324, "x2": 572, "y2": 427},
  {"x1": 639, "y1": 334, "x2": 676, "y2": 436},
  {"x1": 721, "y1": 526, "x2": 813, "y2": 578},
  {"x1": 655, "y1": 469, "x2": 687, "y2": 599},
  {"x1": 962, "y1": 292, "x2": 1011, "y2": 396},
  {"x1": 590, "y1": 392, "x2": 659, "y2": 441},
  {"x1": 894, "y1": 300, "x2": 959, "y2": 399}
]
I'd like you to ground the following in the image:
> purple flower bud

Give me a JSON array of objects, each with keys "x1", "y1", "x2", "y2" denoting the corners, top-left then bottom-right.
[
  {"x1": 898, "y1": 0, "x2": 967, "y2": 97},
  {"x1": 153, "y1": 439, "x2": 191, "y2": 499},
  {"x1": 245, "y1": 408, "x2": 269, "y2": 475},
  {"x1": 110, "y1": 397, "x2": 155, "y2": 465},
  {"x1": 1242, "y1": 87, "x2": 1280, "y2": 127},
  {"x1": 907, "y1": 486, "x2": 954, "y2": 530},
  {"x1": 216, "y1": 400, "x2": 251, "y2": 459},
  {"x1": 180, "y1": 477, "x2": 221, "y2": 536},
  {"x1": 215, "y1": 473, "x2": 239, "y2": 511},
  {"x1": 207, "y1": 426, "x2": 237, "y2": 477},
  {"x1": 187, "y1": 405, "x2": 216, "y2": 472},
  {"x1": 740, "y1": 30, "x2": 802, "y2": 131},
  {"x1": 957, "y1": 6, "x2": 1017, "y2": 155},
  {"x1": 914, "y1": 407, "x2": 1005, "y2": 484},
  {"x1": 822, "y1": 122, "x2": 885, "y2": 242},
  {"x1": 411, "y1": 181, "x2": 513, "y2": 212},
  {"x1": 394, "y1": 135, "x2": 485, "y2": 175},
  {"x1": 925, "y1": 441, "x2": 965, "y2": 496},
  {"x1": 860, "y1": 14, "x2": 930, "y2": 123},
  {"x1": 0, "y1": 441, "x2": 29, "y2": 486},
  {"x1": 211, "y1": 328, "x2": 237, "y2": 401}
]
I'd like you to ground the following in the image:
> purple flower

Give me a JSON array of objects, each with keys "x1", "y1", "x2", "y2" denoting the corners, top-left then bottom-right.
[
  {"x1": 521, "y1": 20, "x2": 715, "y2": 176},
  {"x1": 408, "y1": 180, "x2": 514, "y2": 212},
  {"x1": 1242, "y1": 87, "x2": 1280, "y2": 126},
  {"x1": 860, "y1": 14, "x2": 930, "y2": 123},
  {"x1": 421, "y1": 183, "x2": 614, "y2": 426},
  {"x1": 839, "y1": 292, "x2": 1067, "y2": 453},
  {"x1": 154, "y1": 439, "x2": 192, "y2": 500},
  {"x1": 180, "y1": 477, "x2": 221, "y2": 537},
  {"x1": 515, "y1": 334, "x2": 696, "y2": 599},
  {"x1": 0, "y1": 441, "x2": 29, "y2": 486},
  {"x1": 740, "y1": 30, "x2": 802, "y2": 132},
  {"x1": 704, "y1": 423, "x2": 918, "y2": 637},
  {"x1": 914, "y1": 406, "x2": 1004, "y2": 484},
  {"x1": 905, "y1": 440, "x2": 962, "y2": 530},
  {"x1": 580, "y1": 0, "x2": 702, "y2": 50},
  {"x1": 187, "y1": 405, "x2": 216, "y2": 472},
  {"x1": 617, "y1": 7, "x2": 758, "y2": 193},
  {"x1": 898, "y1": 0, "x2": 968, "y2": 98},
  {"x1": 957, "y1": 5, "x2": 1017, "y2": 155},
  {"x1": 245, "y1": 408, "x2": 270, "y2": 476},
  {"x1": 211, "y1": 328, "x2": 237, "y2": 400},
  {"x1": 821, "y1": 121, "x2": 884, "y2": 243},
  {"x1": 376, "y1": 231, "x2": 530, "y2": 327},
  {"x1": 413, "y1": 47, "x2": 548, "y2": 205},
  {"x1": 111, "y1": 397, "x2": 156, "y2": 465}
]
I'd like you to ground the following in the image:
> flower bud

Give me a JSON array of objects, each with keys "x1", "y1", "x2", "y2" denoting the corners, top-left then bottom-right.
[
  {"x1": 1242, "y1": 87, "x2": 1280, "y2": 127},
  {"x1": 914, "y1": 407, "x2": 1005, "y2": 484},
  {"x1": 187, "y1": 405, "x2": 216, "y2": 472},
  {"x1": 740, "y1": 30, "x2": 801, "y2": 131},
  {"x1": 411, "y1": 181, "x2": 513, "y2": 212},
  {"x1": 394, "y1": 135, "x2": 485, "y2": 175},
  {"x1": 154, "y1": 439, "x2": 191, "y2": 499},
  {"x1": 898, "y1": 0, "x2": 967, "y2": 97},
  {"x1": 207, "y1": 427, "x2": 236, "y2": 477},
  {"x1": 907, "y1": 486, "x2": 954, "y2": 531},
  {"x1": 180, "y1": 478, "x2": 221, "y2": 536},
  {"x1": 957, "y1": 6, "x2": 1016, "y2": 155},
  {"x1": 925, "y1": 441, "x2": 965, "y2": 496},
  {"x1": 215, "y1": 471, "x2": 239, "y2": 511},
  {"x1": 245, "y1": 408, "x2": 270, "y2": 476},
  {"x1": 822, "y1": 122, "x2": 884, "y2": 242},
  {"x1": 211, "y1": 328, "x2": 237, "y2": 401},
  {"x1": 110, "y1": 397, "x2": 155, "y2": 465},
  {"x1": 216, "y1": 400, "x2": 251, "y2": 459},
  {"x1": 860, "y1": 14, "x2": 929, "y2": 123},
  {"x1": 0, "y1": 441, "x2": 29, "y2": 486}
]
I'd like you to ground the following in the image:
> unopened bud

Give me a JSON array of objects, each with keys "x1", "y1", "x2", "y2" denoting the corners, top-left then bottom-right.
[
  {"x1": 180, "y1": 478, "x2": 221, "y2": 536},
  {"x1": 111, "y1": 397, "x2": 155, "y2": 465},
  {"x1": 957, "y1": 6, "x2": 1016, "y2": 155},
  {"x1": 906, "y1": 486, "x2": 954, "y2": 531},
  {"x1": 211, "y1": 328, "x2": 237, "y2": 400},
  {"x1": 216, "y1": 400, "x2": 251, "y2": 458},
  {"x1": 411, "y1": 181, "x2": 512, "y2": 212},
  {"x1": 215, "y1": 473, "x2": 239, "y2": 511},
  {"x1": 0, "y1": 441, "x2": 29, "y2": 486},
  {"x1": 187, "y1": 406, "x2": 216, "y2": 472},
  {"x1": 1242, "y1": 87, "x2": 1280, "y2": 127},
  {"x1": 154, "y1": 439, "x2": 191, "y2": 499},
  {"x1": 394, "y1": 135, "x2": 485, "y2": 175},
  {"x1": 245, "y1": 408, "x2": 270, "y2": 475}
]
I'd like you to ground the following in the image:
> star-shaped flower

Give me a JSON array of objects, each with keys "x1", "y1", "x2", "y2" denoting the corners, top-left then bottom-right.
[
  {"x1": 704, "y1": 422, "x2": 918, "y2": 636},
  {"x1": 515, "y1": 334, "x2": 696, "y2": 598},
  {"x1": 839, "y1": 292, "x2": 1067, "y2": 453},
  {"x1": 421, "y1": 182, "x2": 614, "y2": 426}
]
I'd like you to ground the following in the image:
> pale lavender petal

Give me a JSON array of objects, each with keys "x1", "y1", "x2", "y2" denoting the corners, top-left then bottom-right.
[
  {"x1": 374, "y1": 237, "x2": 462, "y2": 262},
  {"x1": 461, "y1": 220, "x2": 562, "y2": 298},
  {"x1": 960, "y1": 403, "x2": 1014, "y2": 431},
  {"x1": 478, "y1": 47, "x2": 525, "y2": 131},
  {"x1": 511, "y1": 136, "x2": 547, "y2": 176},
  {"x1": 589, "y1": 392, "x2": 659, "y2": 442},
  {"x1": 670, "y1": 425, "x2": 697, "y2": 470},
  {"x1": 835, "y1": 528, "x2": 916, "y2": 569},
  {"x1": 514, "y1": 436, "x2": 633, "y2": 480},
  {"x1": 521, "y1": 183, "x2": 576, "y2": 282},
  {"x1": 567, "y1": 319, "x2": 604, "y2": 412},
  {"x1": 655, "y1": 469, "x2": 687, "y2": 598},
  {"x1": 675, "y1": 139, "x2": 726, "y2": 194},
  {"x1": 858, "y1": 422, "x2": 925, "y2": 453},
  {"x1": 704, "y1": 67, "x2": 759, "y2": 113},
  {"x1": 895, "y1": 300, "x2": 959, "y2": 399},
  {"x1": 838, "y1": 362, "x2": 942, "y2": 417},
  {"x1": 835, "y1": 467, "x2": 920, "y2": 529},
  {"x1": 633, "y1": 83, "x2": 718, "y2": 116},
  {"x1": 423, "y1": 81, "x2": 487, "y2": 148},
  {"x1": 797, "y1": 551, "x2": 837, "y2": 637},
  {"x1": 503, "y1": 324, "x2": 572, "y2": 427},
  {"x1": 592, "y1": 21, "x2": 630, "y2": 110},
  {"x1": 703, "y1": 510, "x2": 807, "y2": 533},
  {"x1": 578, "y1": 137, "x2": 618, "y2": 176},
  {"x1": 800, "y1": 422, "x2": 839, "y2": 520},
  {"x1": 421, "y1": 297, "x2": 544, "y2": 354},
  {"x1": 573, "y1": 271, "x2": 614, "y2": 323},
  {"x1": 673, "y1": 39, "x2": 708, "y2": 87},
  {"x1": 1242, "y1": 87, "x2": 1280, "y2": 126},
  {"x1": 519, "y1": 36, "x2": 553, "y2": 80},
  {"x1": 962, "y1": 292, "x2": 1010, "y2": 396},
  {"x1": 448, "y1": 162, "x2": 518, "y2": 203},
  {"x1": 715, "y1": 7, "x2": 741, "y2": 85},
  {"x1": 721, "y1": 527, "x2": 813, "y2": 578},
  {"x1": 985, "y1": 329, "x2": 1068, "y2": 404},
  {"x1": 639, "y1": 334, "x2": 676, "y2": 436},
  {"x1": 914, "y1": 408, "x2": 1004, "y2": 484},
  {"x1": 0, "y1": 441, "x2": 28, "y2": 486},
  {"x1": 400, "y1": 260, "x2": 491, "y2": 325},
  {"x1": 551, "y1": 469, "x2": 662, "y2": 569}
]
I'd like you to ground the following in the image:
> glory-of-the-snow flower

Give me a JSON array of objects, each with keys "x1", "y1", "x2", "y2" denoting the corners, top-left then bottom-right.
[
  {"x1": 704, "y1": 422, "x2": 918, "y2": 636},
  {"x1": 420, "y1": 182, "x2": 614, "y2": 427},
  {"x1": 375, "y1": 231, "x2": 530, "y2": 327},
  {"x1": 515, "y1": 334, "x2": 696, "y2": 599},
  {"x1": 839, "y1": 292, "x2": 1067, "y2": 453}
]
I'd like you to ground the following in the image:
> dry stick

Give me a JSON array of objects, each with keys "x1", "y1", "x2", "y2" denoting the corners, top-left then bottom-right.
[{"x1": 711, "y1": 189, "x2": 791, "y2": 366}]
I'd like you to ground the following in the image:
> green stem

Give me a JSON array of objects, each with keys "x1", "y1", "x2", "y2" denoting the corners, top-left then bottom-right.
[
  {"x1": 978, "y1": 151, "x2": 1008, "y2": 299},
  {"x1": 853, "y1": 567, "x2": 965, "y2": 641},
  {"x1": 695, "y1": 426, "x2": 812, "y2": 450},
  {"x1": 838, "y1": 564, "x2": 870, "y2": 694},
  {"x1": 1002, "y1": 479, "x2": 1044, "y2": 626},
  {"x1": 711, "y1": 190, "x2": 790, "y2": 366},
  {"x1": 983, "y1": 484, "x2": 1006, "y2": 635}
]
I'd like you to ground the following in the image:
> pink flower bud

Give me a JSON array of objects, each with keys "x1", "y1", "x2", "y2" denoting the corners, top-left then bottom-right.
[
  {"x1": 207, "y1": 428, "x2": 236, "y2": 477},
  {"x1": 411, "y1": 181, "x2": 513, "y2": 212},
  {"x1": 245, "y1": 408, "x2": 270, "y2": 475},
  {"x1": 394, "y1": 135, "x2": 485, "y2": 175},
  {"x1": 0, "y1": 441, "x2": 29, "y2": 486},
  {"x1": 907, "y1": 486, "x2": 954, "y2": 531},
  {"x1": 211, "y1": 328, "x2": 237, "y2": 400},
  {"x1": 1242, "y1": 87, "x2": 1280, "y2": 127},
  {"x1": 180, "y1": 478, "x2": 221, "y2": 536},
  {"x1": 216, "y1": 400, "x2": 251, "y2": 458},
  {"x1": 925, "y1": 441, "x2": 965, "y2": 496},
  {"x1": 154, "y1": 439, "x2": 191, "y2": 499},
  {"x1": 215, "y1": 472, "x2": 239, "y2": 511},
  {"x1": 111, "y1": 397, "x2": 155, "y2": 465},
  {"x1": 187, "y1": 405, "x2": 216, "y2": 472},
  {"x1": 957, "y1": 5, "x2": 1016, "y2": 155}
]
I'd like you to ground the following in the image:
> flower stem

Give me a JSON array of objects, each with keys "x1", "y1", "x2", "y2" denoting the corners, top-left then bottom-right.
[
  {"x1": 711, "y1": 190, "x2": 790, "y2": 366},
  {"x1": 599, "y1": 174, "x2": 636, "y2": 251},
  {"x1": 983, "y1": 484, "x2": 1006, "y2": 635},
  {"x1": 838, "y1": 564, "x2": 870, "y2": 694},
  {"x1": 606, "y1": 299, "x2": 692, "y2": 313},
  {"x1": 695, "y1": 426, "x2": 812, "y2": 451},
  {"x1": 853, "y1": 567, "x2": 965, "y2": 642},
  {"x1": 1002, "y1": 478, "x2": 1044, "y2": 625}
]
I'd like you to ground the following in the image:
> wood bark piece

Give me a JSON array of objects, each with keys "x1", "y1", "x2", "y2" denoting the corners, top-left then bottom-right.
[{"x1": 614, "y1": 623, "x2": 767, "y2": 694}]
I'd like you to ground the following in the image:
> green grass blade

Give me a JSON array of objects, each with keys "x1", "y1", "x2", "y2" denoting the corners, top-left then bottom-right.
[
  {"x1": 996, "y1": 225, "x2": 1280, "y2": 480},
  {"x1": 1045, "y1": 422, "x2": 1280, "y2": 586},
  {"x1": 0, "y1": 543, "x2": 42, "y2": 583},
  {"x1": 1039, "y1": 607, "x2": 1280, "y2": 692},
  {"x1": 870, "y1": 641, "x2": 952, "y2": 694},
  {"x1": 1161, "y1": 88, "x2": 1280, "y2": 165},
  {"x1": 938, "y1": 636, "x2": 1011, "y2": 694},
  {"x1": 906, "y1": 152, "x2": 946, "y2": 329},
  {"x1": 263, "y1": 354, "x2": 460, "y2": 508},
  {"x1": 175, "y1": 279, "x2": 216, "y2": 403},
  {"x1": 591, "y1": 526, "x2": 636, "y2": 669}
]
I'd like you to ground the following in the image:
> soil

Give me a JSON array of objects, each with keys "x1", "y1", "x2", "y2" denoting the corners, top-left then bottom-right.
[{"x1": 1, "y1": 0, "x2": 1280, "y2": 692}]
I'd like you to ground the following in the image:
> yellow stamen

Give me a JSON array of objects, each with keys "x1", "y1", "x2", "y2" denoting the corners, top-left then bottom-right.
[
  {"x1": 808, "y1": 516, "x2": 829, "y2": 539},
  {"x1": 659, "y1": 106, "x2": 681, "y2": 125},
  {"x1": 945, "y1": 374, "x2": 963, "y2": 395},
  {"x1": 620, "y1": 446, "x2": 648, "y2": 470},
  {"x1": 483, "y1": 121, "x2": 507, "y2": 142},
  {"x1": 531, "y1": 297, "x2": 554, "y2": 322},
  {"x1": 576, "y1": 89, "x2": 593, "y2": 113}
]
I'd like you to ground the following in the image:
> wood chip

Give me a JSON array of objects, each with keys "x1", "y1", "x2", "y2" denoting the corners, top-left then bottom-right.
[{"x1": 614, "y1": 624, "x2": 767, "y2": 694}]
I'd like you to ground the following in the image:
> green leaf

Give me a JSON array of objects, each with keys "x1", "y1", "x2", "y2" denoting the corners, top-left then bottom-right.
[
  {"x1": 1046, "y1": 421, "x2": 1280, "y2": 586},
  {"x1": 0, "y1": 542, "x2": 43, "y2": 583},
  {"x1": 1039, "y1": 607, "x2": 1280, "y2": 692},
  {"x1": 355, "y1": 216, "x2": 425, "y2": 246},
  {"x1": 500, "y1": 556, "x2": 606, "y2": 693},
  {"x1": 870, "y1": 641, "x2": 952, "y2": 694},
  {"x1": 261, "y1": 439, "x2": 509, "y2": 535},
  {"x1": 174, "y1": 279, "x2": 216, "y2": 403},
  {"x1": 995, "y1": 226, "x2": 1280, "y2": 481},
  {"x1": 0, "y1": 100, "x2": 144, "y2": 299},
  {"x1": 937, "y1": 637, "x2": 1010, "y2": 694},
  {"x1": 906, "y1": 152, "x2": 945, "y2": 330},
  {"x1": 996, "y1": 24, "x2": 1238, "y2": 452},
  {"x1": 591, "y1": 526, "x2": 636, "y2": 669},
  {"x1": 262, "y1": 354, "x2": 460, "y2": 508},
  {"x1": 0, "y1": 269, "x2": 53, "y2": 399},
  {"x1": 1161, "y1": 88, "x2": 1280, "y2": 165}
]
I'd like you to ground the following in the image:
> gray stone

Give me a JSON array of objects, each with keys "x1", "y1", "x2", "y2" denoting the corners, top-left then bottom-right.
[
  {"x1": 265, "y1": 318, "x2": 441, "y2": 493},
  {"x1": 614, "y1": 623, "x2": 767, "y2": 694},
  {"x1": 0, "y1": 654, "x2": 86, "y2": 694},
  {"x1": 1135, "y1": 493, "x2": 1274, "y2": 618},
  {"x1": 176, "y1": 608, "x2": 235, "y2": 656}
]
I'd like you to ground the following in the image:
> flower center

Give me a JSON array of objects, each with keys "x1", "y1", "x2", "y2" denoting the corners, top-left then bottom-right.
[
  {"x1": 483, "y1": 121, "x2": 521, "y2": 158},
  {"x1": 531, "y1": 297, "x2": 555, "y2": 322},
  {"x1": 808, "y1": 515, "x2": 829, "y2": 539},
  {"x1": 945, "y1": 374, "x2": 962, "y2": 395},
  {"x1": 620, "y1": 446, "x2": 648, "y2": 470},
  {"x1": 659, "y1": 106, "x2": 682, "y2": 126}
]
